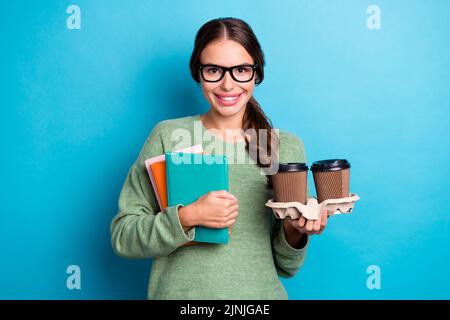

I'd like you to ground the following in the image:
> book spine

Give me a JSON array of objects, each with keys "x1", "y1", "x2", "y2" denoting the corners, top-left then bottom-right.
[
  {"x1": 223, "y1": 156, "x2": 229, "y2": 192},
  {"x1": 165, "y1": 152, "x2": 172, "y2": 207}
]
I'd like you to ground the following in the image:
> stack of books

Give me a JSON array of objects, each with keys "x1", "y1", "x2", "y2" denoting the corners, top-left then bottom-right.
[{"x1": 144, "y1": 145, "x2": 230, "y2": 245}]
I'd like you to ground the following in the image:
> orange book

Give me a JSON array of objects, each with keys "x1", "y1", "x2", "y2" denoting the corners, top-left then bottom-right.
[{"x1": 149, "y1": 161, "x2": 168, "y2": 209}]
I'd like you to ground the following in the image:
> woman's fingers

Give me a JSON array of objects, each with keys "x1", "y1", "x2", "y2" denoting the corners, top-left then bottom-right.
[
  {"x1": 227, "y1": 211, "x2": 239, "y2": 220},
  {"x1": 305, "y1": 220, "x2": 314, "y2": 232},
  {"x1": 298, "y1": 216, "x2": 306, "y2": 228},
  {"x1": 297, "y1": 208, "x2": 329, "y2": 235},
  {"x1": 313, "y1": 218, "x2": 321, "y2": 232},
  {"x1": 320, "y1": 209, "x2": 328, "y2": 230},
  {"x1": 226, "y1": 219, "x2": 236, "y2": 226},
  {"x1": 227, "y1": 204, "x2": 239, "y2": 214}
]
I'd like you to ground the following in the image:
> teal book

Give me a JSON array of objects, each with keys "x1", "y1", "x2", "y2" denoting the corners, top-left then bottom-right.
[{"x1": 165, "y1": 152, "x2": 229, "y2": 244}]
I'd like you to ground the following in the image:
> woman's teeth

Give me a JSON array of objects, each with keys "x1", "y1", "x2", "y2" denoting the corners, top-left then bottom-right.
[{"x1": 215, "y1": 93, "x2": 242, "y2": 105}]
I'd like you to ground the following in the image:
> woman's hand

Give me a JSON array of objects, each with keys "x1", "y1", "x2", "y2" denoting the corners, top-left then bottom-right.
[
  {"x1": 179, "y1": 190, "x2": 239, "y2": 230},
  {"x1": 284, "y1": 207, "x2": 328, "y2": 236},
  {"x1": 282, "y1": 208, "x2": 328, "y2": 248}
]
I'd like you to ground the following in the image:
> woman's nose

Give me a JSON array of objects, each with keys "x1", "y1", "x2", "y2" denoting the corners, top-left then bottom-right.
[{"x1": 220, "y1": 71, "x2": 235, "y2": 91}]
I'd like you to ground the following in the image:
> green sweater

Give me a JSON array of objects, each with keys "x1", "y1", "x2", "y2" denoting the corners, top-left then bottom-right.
[{"x1": 110, "y1": 114, "x2": 311, "y2": 299}]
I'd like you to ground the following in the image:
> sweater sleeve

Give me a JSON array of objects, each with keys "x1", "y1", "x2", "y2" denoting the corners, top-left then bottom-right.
[
  {"x1": 110, "y1": 124, "x2": 195, "y2": 259},
  {"x1": 271, "y1": 131, "x2": 310, "y2": 278}
]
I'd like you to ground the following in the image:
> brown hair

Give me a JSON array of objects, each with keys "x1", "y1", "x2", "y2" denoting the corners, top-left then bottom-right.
[{"x1": 189, "y1": 17, "x2": 278, "y2": 188}]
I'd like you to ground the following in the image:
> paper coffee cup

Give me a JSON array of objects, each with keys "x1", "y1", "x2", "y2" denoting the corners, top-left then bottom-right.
[
  {"x1": 311, "y1": 159, "x2": 350, "y2": 203},
  {"x1": 271, "y1": 163, "x2": 309, "y2": 204}
]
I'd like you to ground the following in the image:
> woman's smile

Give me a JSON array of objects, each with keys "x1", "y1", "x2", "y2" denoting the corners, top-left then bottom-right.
[{"x1": 214, "y1": 92, "x2": 244, "y2": 106}]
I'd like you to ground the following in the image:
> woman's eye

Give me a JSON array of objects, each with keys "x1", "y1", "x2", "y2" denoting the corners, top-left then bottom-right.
[
  {"x1": 207, "y1": 68, "x2": 218, "y2": 74},
  {"x1": 237, "y1": 67, "x2": 250, "y2": 73}
]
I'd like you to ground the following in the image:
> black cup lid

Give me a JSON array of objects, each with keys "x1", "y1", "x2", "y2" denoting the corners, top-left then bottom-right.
[
  {"x1": 277, "y1": 162, "x2": 309, "y2": 172},
  {"x1": 311, "y1": 159, "x2": 351, "y2": 172}
]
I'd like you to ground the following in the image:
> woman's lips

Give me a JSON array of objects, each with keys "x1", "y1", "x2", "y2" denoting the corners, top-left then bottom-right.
[{"x1": 214, "y1": 93, "x2": 243, "y2": 106}]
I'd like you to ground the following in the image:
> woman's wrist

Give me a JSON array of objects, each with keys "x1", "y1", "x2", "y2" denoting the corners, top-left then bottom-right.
[
  {"x1": 178, "y1": 204, "x2": 197, "y2": 231},
  {"x1": 283, "y1": 219, "x2": 308, "y2": 249}
]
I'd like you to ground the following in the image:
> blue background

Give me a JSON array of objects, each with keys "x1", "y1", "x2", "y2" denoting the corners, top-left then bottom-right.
[{"x1": 1, "y1": 0, "x2": 449, "y2": 299}]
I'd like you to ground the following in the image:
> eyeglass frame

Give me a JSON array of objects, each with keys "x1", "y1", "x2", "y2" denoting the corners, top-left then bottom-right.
[{"x1": 197, "y1": 63, "x2": 259, "y2": 83}]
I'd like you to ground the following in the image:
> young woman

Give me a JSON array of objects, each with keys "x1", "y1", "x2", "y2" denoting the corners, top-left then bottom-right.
[{"x1": 111, "y1": 17, "x2": 328, "y2": 300}]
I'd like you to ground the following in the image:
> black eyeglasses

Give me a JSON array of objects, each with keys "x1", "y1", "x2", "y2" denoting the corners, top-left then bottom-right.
[{"x1": 198, "y1": 63, "x2": 258, "y2": 83}]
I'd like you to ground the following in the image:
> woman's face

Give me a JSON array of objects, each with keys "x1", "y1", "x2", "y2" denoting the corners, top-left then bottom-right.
[{"x1": 199, "y1": 39, "x2": 256, "y2": 118}]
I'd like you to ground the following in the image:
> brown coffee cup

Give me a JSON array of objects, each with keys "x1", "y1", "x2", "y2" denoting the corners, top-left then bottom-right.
[
  {"x1": 311, "y1": 159, "x2": 351, "y2": 203},
  {"x1": 271, "y1": 163, "x2": 309, "y2": 204}
]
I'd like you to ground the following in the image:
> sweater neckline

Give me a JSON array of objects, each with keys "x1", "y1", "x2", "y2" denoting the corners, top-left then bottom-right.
[{"x1": 193, "y1": 114, "x2": 247, "y2": 145}]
